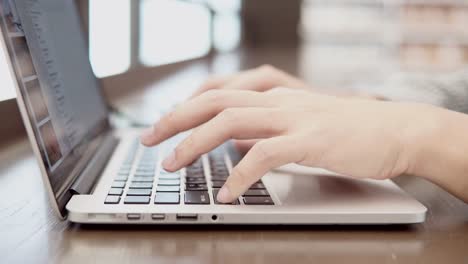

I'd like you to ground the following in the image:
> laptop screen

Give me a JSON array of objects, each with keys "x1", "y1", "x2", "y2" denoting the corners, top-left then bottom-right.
[{"x1": 0, "y1": 0, "x2": 109, "y2": 210}]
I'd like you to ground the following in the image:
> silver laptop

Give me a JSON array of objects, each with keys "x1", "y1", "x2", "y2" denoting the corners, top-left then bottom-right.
[{"x1": 0, "y1": 0, "x2": 426, "y2": 224}]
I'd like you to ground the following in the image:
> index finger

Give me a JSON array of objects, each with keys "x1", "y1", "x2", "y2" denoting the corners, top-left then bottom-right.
[
  {"x1": 140, "y1": 90, "x2": 274, "y2": 146},
  {"x1": 216, "y1": 136, "x2": 305, "y2": 203}
]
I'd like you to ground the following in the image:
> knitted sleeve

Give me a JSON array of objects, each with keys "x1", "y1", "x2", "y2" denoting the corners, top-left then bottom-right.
[{"x1": 358, "y1": 68, "x2": 468, "y2": 114}]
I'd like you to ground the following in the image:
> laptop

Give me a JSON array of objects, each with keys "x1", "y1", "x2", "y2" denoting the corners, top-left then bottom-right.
[{"x1": 0, "y1": 0, "x2": 426, "y2": 224}]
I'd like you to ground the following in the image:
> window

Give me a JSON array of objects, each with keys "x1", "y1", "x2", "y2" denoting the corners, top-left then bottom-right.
[
  {"x1": 139, "y1": 0, "x2": 211, "y2": 67},
  {"x1": 89, "y1": 0, "x2": 242, "y2": 77},
  {"x1": 210, "y1": 0, "x2": 241, "y2": 52},
  {"x1": 213, "y1": 12, "x2": 241, "y2": 52},
  {"x1": 0, "y1": 43, "x2": 16, "y2": 101},
  {"x1": 89, "y1": 0, "x2": 131, "y2": 78},
  {"x1": 2, "y1": 0, "x2": 243, "y2": 100}
]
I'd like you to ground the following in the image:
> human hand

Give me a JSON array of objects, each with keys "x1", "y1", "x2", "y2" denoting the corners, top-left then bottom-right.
[
  {"x1": 193, "y1": 65, "x2": 385, "y2": 153},
  {"x1": 192, "y1": 65, "x2": 311, "y2": 98},
  {"x1": 192, "y1": 65, "x2": 312, "y2": 152},
  {"x1": 141, "y1": 88, "x2": 435, "y2": 203}
]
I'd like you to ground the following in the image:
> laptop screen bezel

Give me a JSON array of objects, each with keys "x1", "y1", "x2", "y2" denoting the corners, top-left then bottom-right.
[{"x1": 0, "y1": 1, "x2": 111, "y2": 218}]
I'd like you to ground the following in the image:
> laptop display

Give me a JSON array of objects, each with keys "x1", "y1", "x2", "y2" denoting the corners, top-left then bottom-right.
[{"x1": 0, "y1": 0, "x2": 109, "y2": 202}]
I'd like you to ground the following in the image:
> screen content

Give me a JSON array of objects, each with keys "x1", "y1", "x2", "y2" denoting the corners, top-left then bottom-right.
[{"x1": 0, "y1": 0, "x2": 108, "y2": 195}]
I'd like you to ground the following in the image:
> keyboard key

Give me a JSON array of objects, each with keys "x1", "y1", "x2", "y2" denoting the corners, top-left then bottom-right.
[
  {"x1": 186, "y1": 166, "x2": 204, "y2": 172},
  {"x1": 139, "y1": 162, "x2": 155, "y2": 167},
  {"x1": 243, "y1": 196, "x2": 274, "y2": 205},
  {"x1": 124, "y1": 196, "x2": 150, "y2": 204},
  {"x1": 186, "y1": 165, "x2": 203, "y2": 172},
  {"x1": 249, "y1": 183, "x2": 266, "y2": 189},
  {"x1": 210, "y1": 175, "x2": 228, "y2": 180},
  {"x1": 118, "y1": 170, "x2": 130, "y2": 176},
  {"x1": 185, "y1": 171, "x2": 200, "y2": 176},
  {"x1": 115, "y1": 176, "x2": 128, "y2": 181},
  {"x1": 134, "y1": 171, "x2": 154, "y2": 177},
  {"x1": 159, "y1": 173, "x2": 180, "y2": 180},
  {"x1": 185, "y1": 183, "x2": 208, "y2": 191},
  {"x1": 185, "y1": 191, "x2": 210, "y2": 204},
  {"x1": 136, "y1": 168, "x2": 155, "y2": 173},
  {"x1": 211, "y1": 181, "x2": 224, "y2": 188},
  {"x1": 186, "y1": 171, "x2": 205, "y2": 178},
  {"x1": 211, "y1": 166, "x2": 228, "y2": 172},
  {"x1": 133, "y1": 175, "x2": 154, "y2": 179},
  {"x1": 131, "y1": 177, "x2": 154, "y2": 182},
  {"x1": 129, "y1": 182, "x2": 153, "y2": 189},
  {"x1": 213, "y1": 189, "x2": 239, "y2": 205},
  {"x1": 156, "y1": 185, "x2": 180, "y2": 192},
  {"x1": 212, "y1": 173, "x2": 229, "y2": 179},
  {"x1": 211, "y1": 172, "x2": 229, "y2": 178},
  {"x1": 154, "y1": 192, "x2": 180, "y2": 204},
  {"x1": 104, "y1": 195, "x2": 121, "y2": 204},
  {"x1": 111, "y1": 181, "x2": 126, "y2": 188},
  {"x1": 243, "y1": 189, "x2": 269, "y2": 196},
  {"x1": 186, "y1": 165, "x2": 204, "y2": 171},
  {"x1": 114, "y1": 177, "x2": 128, "y2": 182},
  {"x1": 126, "y1": 189, "x2": 152, "y2": 196},
  {"x1": 158, "y1": 179, "x2": 180, "y2": 186},
  {"x1": 160, "y1": 169, "x2": 179, "y2": 174},
  {"x1": 186, "y1": 178, "x2": 206, "y2": 184},
  {"x1": 108, "y1": 188, "x2": 124, "y2": 196},
  {"x1": 187, "y1": 158, "x2": 202, "y2": 166}
]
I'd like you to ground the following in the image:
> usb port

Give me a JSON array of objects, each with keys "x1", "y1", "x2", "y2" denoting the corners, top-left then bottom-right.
[
  {"x1": 151, "y1": 214, "x2": 165, "y2": 220},
  {"x1": 176, "y1": 213, "x2": 198, "y2": 221},
  {"x1": 127, "y1": 213, "x2": 141, "y2": 220}
]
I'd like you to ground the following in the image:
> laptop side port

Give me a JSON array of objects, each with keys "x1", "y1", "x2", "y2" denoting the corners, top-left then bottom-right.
[
  {"x1": 176, "y1": 213, "x2": 198, "y2": 221},
  {"x1": 127, "y1": 213, "x2": 141, "y2": 220},
  {"x1": 151, "y1": 214, "x2": 165, "y2": 220}
]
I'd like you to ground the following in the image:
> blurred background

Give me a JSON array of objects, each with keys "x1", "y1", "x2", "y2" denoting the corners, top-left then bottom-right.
[{"x1": 1, "y1": 0, "x2": 468, "y2": 102}]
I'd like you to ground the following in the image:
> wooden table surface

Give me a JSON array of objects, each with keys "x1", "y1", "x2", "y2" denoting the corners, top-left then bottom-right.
[{"x1": 1, "y1": 47, "x2": 467, "y2": 264}]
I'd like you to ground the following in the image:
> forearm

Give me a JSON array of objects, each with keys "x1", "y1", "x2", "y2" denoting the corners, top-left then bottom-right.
[{"x1": 408, "y1": 105, "x2": 468, "y2": 202}]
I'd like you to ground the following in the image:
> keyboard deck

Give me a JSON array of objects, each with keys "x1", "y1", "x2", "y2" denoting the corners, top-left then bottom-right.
[{"x1": 104, "y1": 140, "x2": 275, "y2": 206}]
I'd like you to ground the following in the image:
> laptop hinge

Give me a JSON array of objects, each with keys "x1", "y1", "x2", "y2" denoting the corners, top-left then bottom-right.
[{"x1": 70, "y1": 133, "x2": 119, "y2": 195}]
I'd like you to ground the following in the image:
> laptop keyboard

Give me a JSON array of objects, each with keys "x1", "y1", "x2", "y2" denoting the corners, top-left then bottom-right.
[{"x1": 104, "y1": 140, "x2": 275, "y2": 206}]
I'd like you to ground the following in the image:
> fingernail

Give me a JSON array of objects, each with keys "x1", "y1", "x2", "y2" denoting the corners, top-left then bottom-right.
[
  {"x1": 217, "y1": 186, "x2": 232, "y2": 203},
  {"x1": 162, "y1": 151, "x2": 177, "y2": 170}
]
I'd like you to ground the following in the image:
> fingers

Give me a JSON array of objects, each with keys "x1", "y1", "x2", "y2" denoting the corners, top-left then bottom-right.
[
  {"x1": 191, "y1": 64, "x2": 304, "y2": 99},
  {"x1": 162, "y1": 108, "x2": 287, "y2": 171},
  {"x1": 191, "y1": 75, "x2": 235, "y2": 98},
  {"x1": 233, "y1": 139, "x2": 259, "y2": 154},
  {"x1": 217, "y1": 136, "x2": 305, "y2": 203},
  {"x1": 140, "y1": 90, "x2": 276, "y2": 146},
  {"x1": 217, "y1": 65, "x2": 281, "y2": 92}
]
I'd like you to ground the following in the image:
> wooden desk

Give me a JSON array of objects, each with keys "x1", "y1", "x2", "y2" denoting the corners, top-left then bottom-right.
[{"x1": 1, "y1": 48, "x2": 467, "y2": 264}]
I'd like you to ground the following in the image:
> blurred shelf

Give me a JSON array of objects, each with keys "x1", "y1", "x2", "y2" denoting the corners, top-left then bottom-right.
[
  {"x1": 396, "y1": 0, "x2": 468, "y2": 7},
  {"x1": 305, "y1": 0, "x2": 468, "y2": 7},
  {"x1": 304, "y1": 0, "x2": 383, "y2": 7},
  {"x1": 301, "y1": 0, "x2": 468, "y2": 74},
  {"x1": 398, "y1": 34, "x2": 468, "y2": 46}
]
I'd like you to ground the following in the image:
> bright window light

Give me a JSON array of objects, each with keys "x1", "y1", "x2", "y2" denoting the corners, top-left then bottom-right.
[
  {"x1": 0, "y1": 43, "x2": 16, "y2": 101},
  {"x1": 140, "y1": 0, "x2": 211, "y2": 66},
  {"x1": 89, "y1": 0, "x2": 131, "y2": 78},
  {"x1": 213, "y1": 13, "x2": 241, "y2": 52},
  {"x1": 208, "y1": 0, "x2": 241, "y2": 13}
]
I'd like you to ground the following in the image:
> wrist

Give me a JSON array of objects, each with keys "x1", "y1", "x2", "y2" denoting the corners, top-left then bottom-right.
[
  {"x1": 405, "y1": 104, "x2": 468, "y2": 202},
  {"x1": 404, "y1": 104, "x2": 445, "y2": 178}
]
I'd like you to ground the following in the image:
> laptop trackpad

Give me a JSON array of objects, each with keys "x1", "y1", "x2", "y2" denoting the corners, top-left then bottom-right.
[{"x1": 264, "y1": 165, "x2": 406, "y2": 207}]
